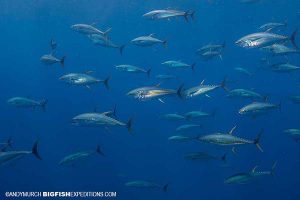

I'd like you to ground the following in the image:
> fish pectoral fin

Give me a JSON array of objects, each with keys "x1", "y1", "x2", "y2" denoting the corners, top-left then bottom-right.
[
  {"x1": 158, "y1": 98, "x2": 165, "y2": 104},
  {"x1": 205, "y1": 94, "x2": 212, "y2": 98},
  {"x1": 86, "y1": 85, "x2": 91, "y2": 90},
  {"x1": 231, "y1": 147, "x2": 238, "y2": 156}
]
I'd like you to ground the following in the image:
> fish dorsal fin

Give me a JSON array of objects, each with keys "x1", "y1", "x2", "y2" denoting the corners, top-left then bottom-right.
[
  {"x1": 229, "y1": 126, "x2": 237, "y2": 135},
  {"x1": 84, "y1": 70, "x2": 94, "y2": 75},
  {"x1": 93, "y1": 107, "x2": 98, "y2": 112},
  {"x1": 148, "y1": 33, "x2": 155, "y2": 37},
  {"x1": 252, "y1": 166, "x2": 258, "y2": 173},
  {"x1": 155, "y1": 82, "x2": 162, "y2": 87},
  {"x1": 101, "y1": 111, "x2": 111, "y2": 116},
  {"x1": 50, "y1": 50, "x2": 56, "y2": 56},
  {"x1": 200, "y1": 79, "x2": 205, "y2": 85}
]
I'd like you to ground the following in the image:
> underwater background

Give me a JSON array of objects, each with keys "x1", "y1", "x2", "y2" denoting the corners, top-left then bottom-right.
[{"x1": 0, "y1": 0, "x2": 300, "y2": 199}]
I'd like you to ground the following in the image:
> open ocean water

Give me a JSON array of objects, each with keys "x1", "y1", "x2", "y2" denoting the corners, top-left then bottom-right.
[{"x1": 0, "y1": 0, "x2": 300, "y2": 199}]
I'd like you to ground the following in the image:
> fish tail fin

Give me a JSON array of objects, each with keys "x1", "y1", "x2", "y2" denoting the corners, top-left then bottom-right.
[
  {"x1": 290, "y1": 29, "x2": 298, "y2": 49},
  {"x1": 176, "y1": 84, "x2": 185, "y2": 99},
  {"x1": 60, "y1": 56, "x2": 66, "y2": 67},
  {"x1": 222, "y1": 41, "x2": 226, "y2": 48},
  {"x1": 163, "y1": 183, "x2": 169, "y2": 192},
  {"x1": 103, "y1": 76, "x2": 111, "y2": 90},
  {"x1": 254, "y1": 129, "x2": 263, "y2": 152},
  {"x1": 189, "y1": 11, "x2": 195, "y2": 20},
  {"x1": 183, "y1": 12, "x2": 189, "y2": 22},
  {"x1": 220, "y1": 77, "x2": 229, "y2": 91},
  {"x1": 147, "y1": 68, "x2": 152, "y2": 78},
  {"x1": 112, "y1": 104, "x2": 117, "y2": 118},
  {"x1": 191, "y1": 62, "x2": 196, "y2": 71},
  {"x1": 40, "y1": 99, "x2": 48, "y2": 112},
  {"x1": 162, "y1": 40, "x2": 168, "y2": 48},
  {"x1": 221, "y1": 153, "x2": 227, "y2": 163},
  {"x1": 32, "y1": 140, "x2": 42, "y2": 160},
  {"x1": 96, "y1": 145, "x2": 105, "y2": 156},
  {"x1": 126, "y1": 118, "x2": 133, "y2": 133},
  {"x1": 119, "y1": 45, "x2": 125, "y2": 55},
  {"x1": 278, "y1": 101, "x2": 282, "y2": 113},
  {"x1": 270, "y1": 161, "x2": 277, "y2": 176},
  {"x1": 6, "y1": 136, "x2": 13, "y2": 148}
]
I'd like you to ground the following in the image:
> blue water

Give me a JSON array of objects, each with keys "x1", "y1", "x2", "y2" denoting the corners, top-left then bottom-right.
[{"x1": 0, "y1": 0, "x2": 300, "y2": 199}]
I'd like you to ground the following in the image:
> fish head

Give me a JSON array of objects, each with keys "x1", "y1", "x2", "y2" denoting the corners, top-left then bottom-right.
[
  {"x1": 70, "y1": 24, "x2": 80, "y2": 31},
  {"x1": 238, "y1": 107, "x2": 247, "y2": 114}
]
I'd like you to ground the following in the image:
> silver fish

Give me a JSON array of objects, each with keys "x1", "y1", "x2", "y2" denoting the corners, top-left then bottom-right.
[
  {"x1": 236, "y1": 31, "x2": 297, "y2": 49},
  {"x1": 127, "y1": 85, "x2": 181, "y2": 102},
  {"x1": 176, "y1": 124, "x2": 201, "y2": 132},
  {"x1": 284, "y1": 129, "x2": 300, "y2": 141},
  {"x1": 0, "y1": 141, "x2": 41, "y2": 166},
  {"x1": 198, "y1": 51, "x2": 223, "y2": 61},
  {"x1": 71, "y1": 24, "x2": 111, "y2": 37},
  {"x1": 184, "y1": 110, "x2": 215, "y2": 120},
  {"x1": 184, "y1": 152, "x2": 227, "y2": 162},
  {"x1": 155, "y1": 74, "x2": 177, "y2": 80},
  {"x1": 59, "y1": 146, "x2": 104, "y2": 165},
  {"x1": 88, "y1": 34, "x2": 125, "y2": 55},
  {"x1": 131, "y1": 34, "x2": 167, "y2": 47},
  {"x1": 7, "y1": 97, "x2": 48, "y2": 111},
  {"x1": 239, "y1": 102, "x2": 281, "y2": 116},
  {"x1": 262, "y1": 44, "x2": 300, "y2": 56},
  {"x1": 197, "y1": 42, "x2": 226, "y2": 54},
  {"x1": 72, "y1": 112, "x2": 132, "y2": 132},
  {"x1": 268, "y1": 63, "x2": 300, "y2": 73},
  {"x1": 225, "y1": 162, "x2": 277, "y2": 184},
  {"x1": 115, "y1": 65, "x2": 151, "y2": 77},
  {"x1": 197, "y1": 126, "x2": 263, "y2": 152},
  {"x1": 59, "y1": 73, "x2": 110, "y2": 89},
  {"x1": 234, "y1": 67, "x2": 252, "y2": 76},
  {"x1": 168, "y1": 135, "x2": 194, "y2": 142},
  {"x1": 40, "y1": 53, "x2": 65, "y2": 67},
  {"x1": 180, "y1": 79, "x2": 227, "y2": 99},
  {"x1": 161, "y1": 113, "x2": 186, "y2": 121},
  {"x1": 259, "y1": 22, "x2": 287, "y2": 32},
  {"x1": 162, "y1": 60, "x2": 196, "y2": 71},
  {"x1": 143, "y1": 9, "x2": 195, "y2": 21},
  {"x1": 289, "y1": 96, "x2": 300, "y2": 104},
  {"x1": 125, "y1": 181, "x2": 168, "y2": 192},
  {"x1": 227, "y1": 89, "x2": 265, "y2": 100}
]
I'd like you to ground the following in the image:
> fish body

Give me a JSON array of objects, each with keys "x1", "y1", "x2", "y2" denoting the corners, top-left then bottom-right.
[
  {"x1": 199, "y1": 51, "x2": 222, "y2": 60},
  {"x1": 259, "y1": 22, "x2": 287, "y2": 32},
  {"x1": 262, "y1": 44, "x2": 300, "y2": 56},
  {"x1": 181, "y1": 80, "x2": 226, "y2": 99},
  {"x1": 59, "y1": 73, "x2": 110, "y2": 89},
  {"x1": 269, "y1": 63, "x2": 300, "y2": 73},
  {"x1": 7, "y1": 97, "x2": 47, "y2": 110},
  {"x1": 225, "y1": 163, "x2": 276, "y2": 184},
  {"x1": 131, "y1": 34, "x2": 166, "y2": 47},
  {"x1": 161, "y1": 113, "x2": 185, "y2": 121},
  {"x1": 236, "y1": 31, "x2": 297, "y2": 49},
  {"x1": 127, "y1": 86, "x2": 177, "y2": 101},
  {"x1": 284, "y1": 129, "x2": 300, "y2": 141},
  {"x1": 239, "y1": 102, "x2": 280, "y2": 116},
  {"x1": 40, "y1": 54, "x2": 65, "y2": 66},
  {"x1": 88, "y1": 34, "x2": 124, "y2": 54},
  {"x1": 197, "y1": 43, "x2": 225, "y2": 54},
  {"x1": 168, "y1": 135, "x2": 193, "y2": 142},
  {"x1": 71, "y1": 24, "x2": 110, "y2": 36},
  {"x1": 176, "y1": 124, "x2": 201, "y2": 132},
  {"x1": 227, "y1": 89, "x2": 264, "y2": 100},
  {"x1": 115, "y1": 65, "x2": 151, "y2": 77},
  {"x1": 59, "y1": 146, "x2": 103, "y2": 165},
  {"x1": 0, "y1": 141, "x2": 41, "y2": 166},
  {"x1": 184, "y1": 152, "x2": 226, "y2": 162},
  {"x1": 198, "y1": 133, "x2": 253, "y2": 146},
  {"x1": 125, "y1": 181, "x2": 168, "y2": 192},
  {"x1": 184, "y1": 111, "x2": 212, "y2": 120},
  {"x1": 155, "y1": 74, "x2": 177, "y2": 80},
  {"x1": 162, "y1": 60, "x2": 195, "y2": 70},
  {"x1": 71, "y1": 112, "x2": 131, "y2": 131},
  {"x1": 143, "y1": 9, "x2": 194, "y2": 21},
  {"x1": 289, "y1": 96, "x2": 300, "y2": 104},
  {"x1": 234, "y1": 67, "x2": 252, "y2": 76}
]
